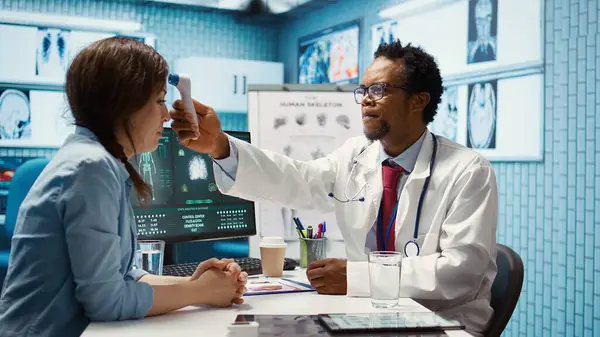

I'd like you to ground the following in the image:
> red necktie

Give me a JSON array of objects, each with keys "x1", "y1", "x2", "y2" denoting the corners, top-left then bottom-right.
[{"x1": 378, "y1": 160, "x2": 403, "y2": 251}]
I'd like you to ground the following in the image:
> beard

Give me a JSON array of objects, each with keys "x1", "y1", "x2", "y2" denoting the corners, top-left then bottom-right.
[{"x1": 363, "y1": 119, "x2": 390, "y2": 141}]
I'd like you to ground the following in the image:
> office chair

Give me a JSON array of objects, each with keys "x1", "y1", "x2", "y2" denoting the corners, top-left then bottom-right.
[
  {"x1": 486, "y1": 243, "x2": 524, "y2": 337},
  {"x1": 0, "y1": 158, "x2": 50, "y2": 268}
]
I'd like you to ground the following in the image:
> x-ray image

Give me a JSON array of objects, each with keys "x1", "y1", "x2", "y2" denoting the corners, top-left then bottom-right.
[
  {"x1": 371, "y1": 20, "x2": 399, "y2": 57},
  {"x1": 316, "y1": 112, "x2": 327, "y2": 126},
  {"x1": 274, "y1": 116, "x2": 287, "y2": 129},
  {"x1": 467, "y1": 0, "x2": 497, "y2": 64},
  {"x1": 467, "y1": 81, "x2": 496, "y2": 149},
  {"x1": 188, "y1": 155, "x2": 209, "y2": 180},
  {"x1": 0, "y1": 89, "x2": 32, "y2": 140},
  {"x1": 36, "y1": 28, "x2": 70, "y2": 77},
  {"x1": 139, "y1": 152, "x2": 157, "y2": 200},
  {"x1": 430, "y1": 86, "x2": 458, "y2": 142},
  {"x1": 336, "y1": 114, "x2": 350, "y2": 129}
]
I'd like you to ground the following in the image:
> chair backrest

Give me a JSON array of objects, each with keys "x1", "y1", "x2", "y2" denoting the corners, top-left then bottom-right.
[
  {"x1": 486, "y1": 243, "x2": 524, "y2": 337},
  {"x1": 4, "y1": 158, "x2": 50, "y2": 238}
]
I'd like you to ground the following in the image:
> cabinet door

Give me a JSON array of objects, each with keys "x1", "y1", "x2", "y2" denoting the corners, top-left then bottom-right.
[
  {"x1": 172, "y1": 57, "x2": 233, "y2": 112},
  {"x1": 226, "y1": 60, "x2": 284, "y2": 112}
]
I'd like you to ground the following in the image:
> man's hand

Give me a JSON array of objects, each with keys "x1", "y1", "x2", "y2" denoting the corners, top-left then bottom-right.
[
  {"x1": 190, "y1": 258, "x2": 247, "y2": 304},
  {"x1": 306, "y1": 258, "x2": 347, "y2": 295},
  {"x1": 169, "y1": 99, "x2": 230, "y2": 158}
]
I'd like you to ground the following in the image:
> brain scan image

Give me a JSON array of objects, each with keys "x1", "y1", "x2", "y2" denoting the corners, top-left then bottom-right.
[
  {"x1": 36, "y1": 28, "x2": 70, "y2": 77},
  {"x1": 0, "y1": 89, "x2": 32, "y2": 140},
  {"x1": 188, "y1": 155, "x2": 209, "y2": 181},
  {"x1": 467, "y1": 0, "x2": 497, "y2": 64},
  {"x1": 430, "y1": 86, "x2": 458, "y2": 142},
  {"x1": 467, "y1": 81, "x2": 497, "y2": 149}
]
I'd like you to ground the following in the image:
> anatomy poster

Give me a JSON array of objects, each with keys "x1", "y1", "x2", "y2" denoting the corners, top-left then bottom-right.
[{"x1": 248, "y1": 90, "x2": 362, "y2": 240}]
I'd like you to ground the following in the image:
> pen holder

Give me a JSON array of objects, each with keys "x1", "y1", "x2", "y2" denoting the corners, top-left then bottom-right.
[{"x1": 299, "y1": 237, "x2": 327, "y2": 268}]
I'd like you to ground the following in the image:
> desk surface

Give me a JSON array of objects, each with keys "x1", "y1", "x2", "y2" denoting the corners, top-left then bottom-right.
[{"x1": 83, "y1": 269, "x2": 473, "y2": 337}]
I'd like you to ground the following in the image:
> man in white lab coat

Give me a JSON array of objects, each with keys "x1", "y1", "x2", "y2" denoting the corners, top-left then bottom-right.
[{"x1": 169, "y1": 40, "x2": 498, "y2": 336}]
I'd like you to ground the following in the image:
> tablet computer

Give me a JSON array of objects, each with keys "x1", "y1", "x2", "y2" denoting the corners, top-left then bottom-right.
[{"x1": 317, "y1": 312, "x2": 465, "y2": 334}]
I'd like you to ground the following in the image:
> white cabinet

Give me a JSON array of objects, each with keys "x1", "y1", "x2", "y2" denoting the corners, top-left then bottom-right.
[{"x1": 173, "y1": 57, "x2": 283, "y2": 113}]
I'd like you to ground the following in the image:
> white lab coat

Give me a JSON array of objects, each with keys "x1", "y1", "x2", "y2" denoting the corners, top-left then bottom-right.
[{"x1": 214, "y1": 130, "x2": 498, "y2": 336}]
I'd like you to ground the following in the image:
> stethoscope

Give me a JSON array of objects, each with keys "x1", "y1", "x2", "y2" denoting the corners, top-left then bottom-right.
[{"x1": 328, "y1": 134, "x2": 438, "y2": 257}]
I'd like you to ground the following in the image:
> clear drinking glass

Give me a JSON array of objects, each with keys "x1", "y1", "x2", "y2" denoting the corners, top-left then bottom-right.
[
  {"x1": 134, "y1": 240, "x2": 165, "y2": 276},
  {"x1": 368, "y1": 251, "x2": 403, "y2": 308}
]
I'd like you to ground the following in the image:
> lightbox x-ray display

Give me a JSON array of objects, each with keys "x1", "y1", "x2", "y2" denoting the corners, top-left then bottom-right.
[
  {"x1": 35, "y1": 27, "x2": 70, "y2": 78},
  {"x1": 0, "y1": 89, "x2": 31, "y2": 140}
]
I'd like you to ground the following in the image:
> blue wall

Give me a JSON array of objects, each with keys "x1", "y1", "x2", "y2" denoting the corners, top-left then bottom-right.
[{"x1": 279, "y1": 0, "x2": 599, "y2": 336}]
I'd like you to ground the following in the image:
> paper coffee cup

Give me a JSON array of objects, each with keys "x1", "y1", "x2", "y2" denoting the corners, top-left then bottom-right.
[{"x1": 259, "y1": 237, "x2": 287, "y2": 277}]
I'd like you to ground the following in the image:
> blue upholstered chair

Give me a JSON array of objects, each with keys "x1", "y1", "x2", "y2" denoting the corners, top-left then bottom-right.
[{"x1": 0, "y1": 158, "x2": 50, "y2": 268}]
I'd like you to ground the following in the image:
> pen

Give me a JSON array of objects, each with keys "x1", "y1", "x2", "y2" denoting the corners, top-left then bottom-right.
[
  {"x1": 316, "y1": 223, "x2": 323, "y2": 239},
  {"x1": 293, "y1": 218, "x2": 305, "y2": 238},
  {"x1": 295, "y1": 217, "x2": 305, "y2": 230},
  {"x1": 307, "y1": 225, "x2": 313, "y2": 239},
  {"x1": 322, "y1": 221, "x2": 326, "y2": 237}
]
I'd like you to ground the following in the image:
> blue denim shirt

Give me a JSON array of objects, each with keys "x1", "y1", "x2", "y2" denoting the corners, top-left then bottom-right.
[{"x1": 0, "y1": 127, "x2": 153, "y2": 337}]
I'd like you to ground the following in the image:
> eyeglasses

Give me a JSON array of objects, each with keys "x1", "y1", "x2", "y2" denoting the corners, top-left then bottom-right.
[{"x1": 353, "y1": 82, "x2": 408, "y2": 104}]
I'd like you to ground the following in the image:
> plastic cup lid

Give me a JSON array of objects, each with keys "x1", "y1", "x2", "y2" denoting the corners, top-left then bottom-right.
[{"x1": 259, "y1": 237, "x2": 287, "y2": 248}]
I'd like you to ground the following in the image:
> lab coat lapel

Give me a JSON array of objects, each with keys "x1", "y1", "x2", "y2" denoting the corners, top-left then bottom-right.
[
  {"x1": 354, "y1": 141, "x2": 383, "y2": 232},
  {"x1": 396, "y1": 131, "x2": 433, "y2": 243}
]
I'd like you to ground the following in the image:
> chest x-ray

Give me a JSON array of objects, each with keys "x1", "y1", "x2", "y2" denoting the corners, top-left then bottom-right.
[
  {"x1": 467, "y1": 81, "x2": 496, "y2": 149},
  {"x1": 0, "y1": 89, "x2": 32, "y2": 140},
  {"x1": 36, "y1": 28, "x2": 70, "y2": 77},
  {"x1": 467, "y1": 0, "x2": 497, "y2": 64}
]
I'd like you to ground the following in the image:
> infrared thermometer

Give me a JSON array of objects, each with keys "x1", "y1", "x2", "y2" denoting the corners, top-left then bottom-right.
[{"x1": 168, "y1": 73, "x2": 199, "y2": 136}]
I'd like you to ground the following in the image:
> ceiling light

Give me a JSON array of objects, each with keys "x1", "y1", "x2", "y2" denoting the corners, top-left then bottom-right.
[{"x1": 0, "y1": 10, "x2": 142, "y2": 32}]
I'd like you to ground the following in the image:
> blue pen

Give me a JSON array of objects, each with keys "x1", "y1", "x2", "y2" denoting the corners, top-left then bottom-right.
[
  {"x1": 293, "y1": 218, "x2": 305, "y2": 238},
  {"x1": 322, "y1": 221, "x2": 326, "y2": 237},
  {"x1": 295, "y1": 217, "x2": 305, "y2": 230}
]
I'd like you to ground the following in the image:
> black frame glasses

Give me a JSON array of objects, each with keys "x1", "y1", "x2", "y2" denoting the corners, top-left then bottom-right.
[{"x1": 353, "y1": 82, "x2": 408, "y2": 104}]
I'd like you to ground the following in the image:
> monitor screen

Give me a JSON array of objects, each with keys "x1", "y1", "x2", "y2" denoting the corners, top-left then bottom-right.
[
  {"x1": 131, "y1": 128, "x2": 256, "y2": 243},
  {"x1": 298, "y1": 20, "x2": 360, "y2": 85}
]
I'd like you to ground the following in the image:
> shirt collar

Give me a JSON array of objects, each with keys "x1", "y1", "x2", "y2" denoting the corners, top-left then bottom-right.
[
  {"x1": 74, "y1": 126, "x2": 132, "y2": 184},
  {"x1": 378, "y1": 130, "x2": 427, "y2": 173}
]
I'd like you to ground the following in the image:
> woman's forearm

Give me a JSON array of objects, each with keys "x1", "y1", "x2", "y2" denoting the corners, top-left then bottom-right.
[
  {"x1": 145, "y1": 282, "x2": 203, "y2": 317},
  {"x1": 138, "y1": 274, "x2": 190, "y2": 286}
]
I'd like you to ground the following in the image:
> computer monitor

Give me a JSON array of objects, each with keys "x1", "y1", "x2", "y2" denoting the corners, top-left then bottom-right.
[{"x1": 131, "y1": 128, "x2": 256, "y2": 243}]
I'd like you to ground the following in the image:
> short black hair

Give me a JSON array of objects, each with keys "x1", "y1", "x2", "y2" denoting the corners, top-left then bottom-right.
[{"x1": 374, "y1": 40, "x2": 443, "y2": 124}]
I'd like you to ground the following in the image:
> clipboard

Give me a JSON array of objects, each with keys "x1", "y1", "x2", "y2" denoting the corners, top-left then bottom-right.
[{"x1": 245, "y1": 277, "x2": 315, "y2": 296}]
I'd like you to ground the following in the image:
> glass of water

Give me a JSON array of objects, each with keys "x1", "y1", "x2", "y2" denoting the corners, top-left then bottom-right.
[
  {"x1": 368, "y1": 251, "x2": 403, "y2": 308},
  {"x1": 134, "y1": 240, "x2": 165, "y2": 276}
]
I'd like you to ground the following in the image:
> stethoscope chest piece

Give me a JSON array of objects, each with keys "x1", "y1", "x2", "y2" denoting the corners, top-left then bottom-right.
[{"x1": 404, "y1": 240, "x2": 420, "y2": 257}]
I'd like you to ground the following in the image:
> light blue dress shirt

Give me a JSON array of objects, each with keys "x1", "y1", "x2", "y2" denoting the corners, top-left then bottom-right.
[
  {"x1": 212, "y1": 131, "x2": 426, "y2": 252},
  {"x1": 0, "y1": 126, "x2": 153, "y2": 337}
]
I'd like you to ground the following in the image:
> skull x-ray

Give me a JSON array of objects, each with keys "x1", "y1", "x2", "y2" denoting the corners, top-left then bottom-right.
[
  {"x1": 429, "y1": 86, "x2": 458, "y2": 142},
  {"x1": 467, "y1": 81, "x2": 497, "y2": 149},
  {"x1": 0, "y1": 89, "x2": 32, "y2": 140},
  {"x1": 467, "y1": 0, "x2": 497, "y2": 64},
  {"x1": 36, "y1": 28, "x2": 70, "y2": 77}
]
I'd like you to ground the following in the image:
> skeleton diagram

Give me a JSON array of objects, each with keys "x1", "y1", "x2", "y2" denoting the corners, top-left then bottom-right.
[
  {"x1": 139, "y1": 152, "x2": 156, "y2": 200},
  {"x1": 468, "y1": 0, "x2": 497, "y2": 63}
]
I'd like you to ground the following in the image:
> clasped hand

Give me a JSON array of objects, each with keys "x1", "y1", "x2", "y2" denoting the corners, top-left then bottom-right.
[{"x1": 192, "y1": 258, "x2": 248, "y2": 306}]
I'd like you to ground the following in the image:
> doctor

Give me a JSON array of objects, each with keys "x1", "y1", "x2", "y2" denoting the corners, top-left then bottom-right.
[{"x1": 169, "y1": 40, "x2": 498, "y2": 336}]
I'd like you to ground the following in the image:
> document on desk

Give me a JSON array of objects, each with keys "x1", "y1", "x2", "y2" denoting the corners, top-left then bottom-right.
[{"x1": 244, "y1": 278, "x2": 315, "y2": 296}]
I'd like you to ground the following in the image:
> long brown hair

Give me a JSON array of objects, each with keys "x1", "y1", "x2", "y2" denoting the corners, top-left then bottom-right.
[{"x1": 65, "y1": 36, "x2": 168, "y2": 203}]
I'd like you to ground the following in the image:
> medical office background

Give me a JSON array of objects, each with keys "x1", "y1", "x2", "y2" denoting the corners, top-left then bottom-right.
[{"x1": 0, "y1": 0, "x2": 596, "y2": 336}]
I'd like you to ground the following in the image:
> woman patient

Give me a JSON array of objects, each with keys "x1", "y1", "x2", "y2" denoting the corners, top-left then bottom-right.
[{"x1": 0, "y1": 37, "x2": 247, "y2": 337}]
